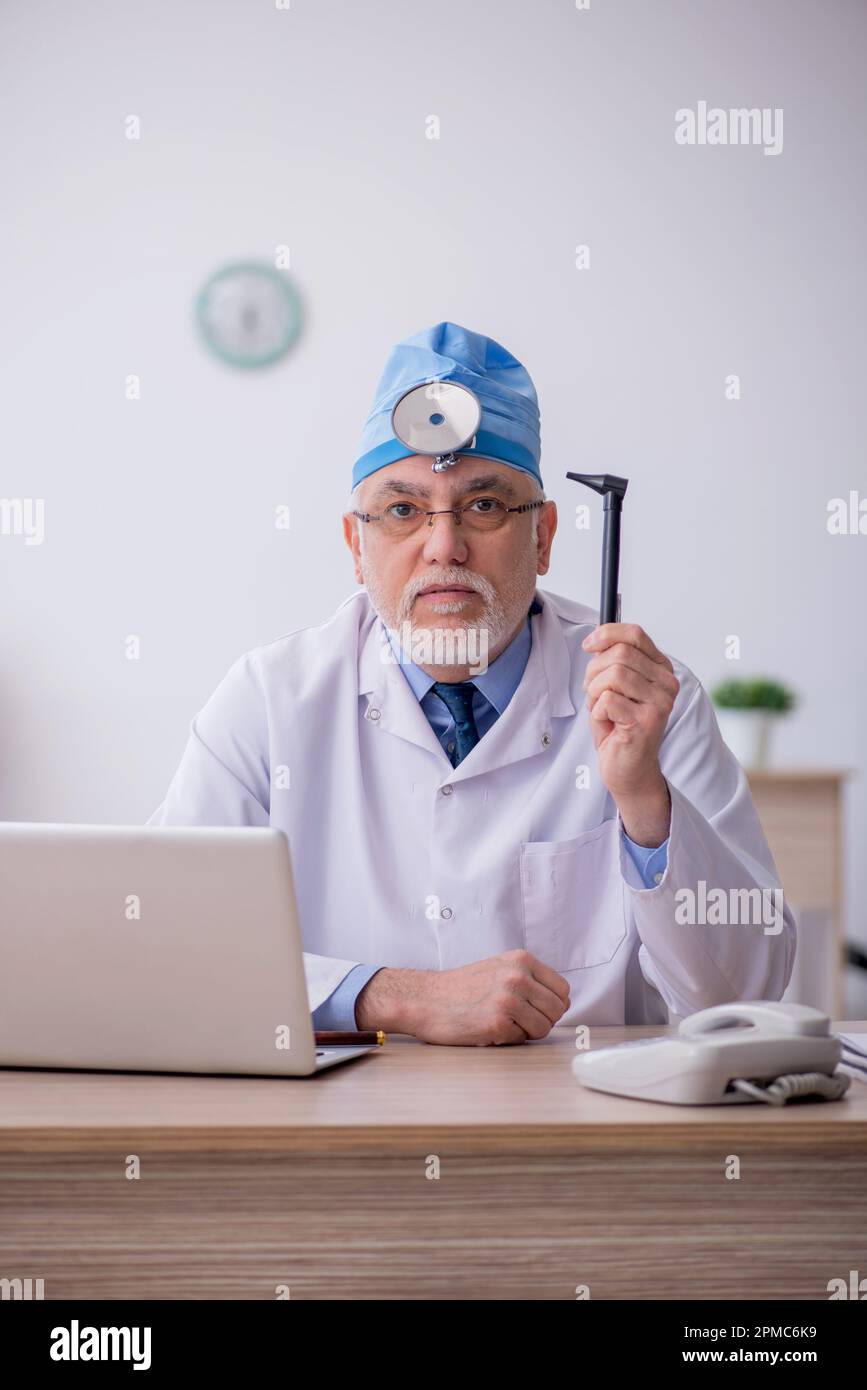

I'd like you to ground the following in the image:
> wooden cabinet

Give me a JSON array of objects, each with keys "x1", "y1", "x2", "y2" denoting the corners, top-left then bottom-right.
[{"x1": 746, "y1": 770, "x2": 850, "y2": 1016}]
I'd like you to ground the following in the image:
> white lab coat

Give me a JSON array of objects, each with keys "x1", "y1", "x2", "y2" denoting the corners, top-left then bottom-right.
[{"x1": 147, "y1": 587, "x2": 796, "y2": 1024}]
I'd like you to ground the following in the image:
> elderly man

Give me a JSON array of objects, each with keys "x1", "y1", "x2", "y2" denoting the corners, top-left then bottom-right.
[{"x1": 149, "y1": 322, "x2": 796, "y2": 1044}]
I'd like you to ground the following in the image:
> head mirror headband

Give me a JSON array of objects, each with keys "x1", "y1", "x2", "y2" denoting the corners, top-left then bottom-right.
[{"x1": 390, "y1": 380, "x2": 482, "y2": 472}]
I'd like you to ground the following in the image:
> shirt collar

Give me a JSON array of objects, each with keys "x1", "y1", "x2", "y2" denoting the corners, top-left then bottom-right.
[{"x1": 385, "y1": 594, "x2": 541, "y2": 713}]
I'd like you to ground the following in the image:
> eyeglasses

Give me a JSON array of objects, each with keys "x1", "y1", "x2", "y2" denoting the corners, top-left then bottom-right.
[{"x1": 352, "y1": 496, "x2": 544, "y2": 539}]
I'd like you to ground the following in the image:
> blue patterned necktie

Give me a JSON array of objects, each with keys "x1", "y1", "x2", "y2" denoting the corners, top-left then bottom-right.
[{"x1": 431, "y1": 681, "x2": 480, "y2": 767}]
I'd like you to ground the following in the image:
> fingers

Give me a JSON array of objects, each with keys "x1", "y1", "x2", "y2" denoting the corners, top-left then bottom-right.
[
  {"x1": 583, "y1": 642, "x2": 680, "y2": 696},
  {"x1": 502, "y1": 994, "x2": 560, "y2": 1042},
  {"x1": 524, "y1": 976, "x2": 571, "y2": 1026},
  {"x1": 590, "y1": 689, "x2": 643, "y2": 728},
  {"x1": 586, "y1": 663, "x2": 677, "y2": 715},
  {"x1": 527, "y1": 955, "x2": 571, "y2": 1007},
  {"x1": 490, "y1": 1021, "x2": 529, "y2": 1046},
  {"x1": 483, "y1": 952, "x2": 571, "y2": 1044},
  {"x1": 582, "y1": 623, "x2": 675, "y2": 675},
  {"x1": 583, "y1": 633, "x2": 680, "y2": 725}
]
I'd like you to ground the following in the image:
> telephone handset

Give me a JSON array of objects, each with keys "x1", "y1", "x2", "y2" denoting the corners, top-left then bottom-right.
[
  {"x1": 572, "y1": 1001, "x2": 849, "y2": 1106},
  {"x1": 679, "y1": 1000, "x2": 832, "y2": 1039}
]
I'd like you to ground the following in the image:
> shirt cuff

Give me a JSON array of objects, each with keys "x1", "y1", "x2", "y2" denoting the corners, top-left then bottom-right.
[
  {"x1": 621, "y1": 829, "x2": 669, "y2": 889},
  {"x1": 310, "y1": 963, "x2": 383, "y2": 1031}
]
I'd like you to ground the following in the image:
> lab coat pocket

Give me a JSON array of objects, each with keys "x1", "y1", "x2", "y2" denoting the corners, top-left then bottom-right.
[{"x1": 520, "y1": 821, "x2": 627, "y2": 971}]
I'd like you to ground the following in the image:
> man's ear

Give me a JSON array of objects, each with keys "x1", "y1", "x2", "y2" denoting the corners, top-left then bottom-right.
[
  {"x1": 536, "y1": 500, "x2": 557, "y2": 576},
  {"x1": 342, "y1": 512, "x2": 365, "y2": 584}
]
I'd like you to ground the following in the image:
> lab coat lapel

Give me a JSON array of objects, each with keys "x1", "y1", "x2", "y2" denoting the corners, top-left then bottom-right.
[
  {"x1": 357, "y1": 611, "x2": 448, "y2": 761},
  {"x1": 356, "y1": 589, "x2": 577, "y2": 779},
  {"x1": 446, "y1": 591, "x2": 577, "y2": 780}
]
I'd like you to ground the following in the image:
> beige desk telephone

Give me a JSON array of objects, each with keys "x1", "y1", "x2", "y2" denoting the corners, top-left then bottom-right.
[{"x1": 572, "y1": 1002, "x2": 860, "y2": 1106}]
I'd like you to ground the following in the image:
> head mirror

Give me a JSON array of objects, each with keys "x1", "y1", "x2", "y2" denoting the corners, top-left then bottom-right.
[{"x1": 391, "y1": 381, "x2": 482, "y2": 457}]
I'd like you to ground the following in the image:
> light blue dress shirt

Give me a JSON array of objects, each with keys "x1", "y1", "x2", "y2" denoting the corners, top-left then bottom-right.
[{"x1": 311, "y1": 602, "x2": 670, "y2": 1030}]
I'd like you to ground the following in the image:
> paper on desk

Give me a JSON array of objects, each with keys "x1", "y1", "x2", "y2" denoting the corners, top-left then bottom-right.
[{"x1": 837, "y1": 1032, "x2": 867, "y2": 1078}]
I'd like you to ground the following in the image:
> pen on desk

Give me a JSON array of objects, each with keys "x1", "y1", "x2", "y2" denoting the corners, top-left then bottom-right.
[{"x1": 315, "y1": 1030, "x2": 386, "y2": 1046}]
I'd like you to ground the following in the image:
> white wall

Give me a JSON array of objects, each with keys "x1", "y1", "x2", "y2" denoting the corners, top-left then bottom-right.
[{"x1": 3, "y1": 0, "x2": 865, "y2": 989}]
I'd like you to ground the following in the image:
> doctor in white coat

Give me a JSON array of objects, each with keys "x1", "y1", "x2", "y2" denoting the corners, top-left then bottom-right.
[{"x1": 149, "y1": 321, "x2": 796, "y2": 1044}]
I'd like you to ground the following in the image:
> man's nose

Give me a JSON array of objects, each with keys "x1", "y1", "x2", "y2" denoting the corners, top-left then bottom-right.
[{"x1": 421, "y1": 511, "x2": 469, "y2": 566}]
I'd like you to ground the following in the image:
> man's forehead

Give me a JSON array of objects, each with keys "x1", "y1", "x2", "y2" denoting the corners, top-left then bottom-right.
[{"x1": 363, "y1": 457, "x2": 524, "y2": 502}]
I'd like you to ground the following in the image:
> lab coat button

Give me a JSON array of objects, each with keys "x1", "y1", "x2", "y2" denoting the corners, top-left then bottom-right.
[
  {"x1": 541, "y1": 733, "x2": 551, "y2": 748},
  {"x1": 653, "y1": 872, "x2": 663, "y2": 885},
  {"x1": 441, "y1": 784, "x2": 453, "y2": 796},
  {"x1": 440, "y1": 906, "x2": 453, "y2": 920},
  {"x1": 367, "y1": 707, "x2": 381, "y2": 721}
]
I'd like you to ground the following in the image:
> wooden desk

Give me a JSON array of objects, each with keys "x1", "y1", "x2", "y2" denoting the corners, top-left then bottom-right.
[{"x1": 1, "y1": 1024, "x2": 866, "y2": 1301}]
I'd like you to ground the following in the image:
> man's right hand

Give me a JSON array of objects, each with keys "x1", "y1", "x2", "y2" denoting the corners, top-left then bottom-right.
[{"x1": 354, "y1": 949, "x2": 571, "y2": 1046}]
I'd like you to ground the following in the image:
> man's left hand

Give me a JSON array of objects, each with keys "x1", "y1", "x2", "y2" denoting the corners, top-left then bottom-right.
[{"x1": 582, "y1": 622, "x2": 680, "y2": 845}]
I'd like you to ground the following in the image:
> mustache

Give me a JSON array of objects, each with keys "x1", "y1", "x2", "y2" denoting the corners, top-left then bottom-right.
[{"x1": 403, "y1": 569, "x2": 494, "y2": 604}]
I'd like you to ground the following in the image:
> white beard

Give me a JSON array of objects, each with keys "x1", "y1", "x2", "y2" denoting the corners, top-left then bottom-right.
[{"x1": 360, "y1": 556, "x2": 538, "y2": 672}]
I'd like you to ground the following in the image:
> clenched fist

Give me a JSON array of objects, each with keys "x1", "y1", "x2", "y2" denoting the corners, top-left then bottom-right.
[{"x1": 355, "y1": 949, "x2": 571, "y2": 1045}]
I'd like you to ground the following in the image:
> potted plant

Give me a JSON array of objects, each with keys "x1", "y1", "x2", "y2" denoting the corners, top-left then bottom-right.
[{"x1": 710, "y1": 678, "x2": 796, "y2": 768}]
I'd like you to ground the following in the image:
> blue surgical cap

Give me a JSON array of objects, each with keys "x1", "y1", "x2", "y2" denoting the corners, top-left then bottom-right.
[{"x1": 353, "y1": 321, "x2": 542, "y2": 490}]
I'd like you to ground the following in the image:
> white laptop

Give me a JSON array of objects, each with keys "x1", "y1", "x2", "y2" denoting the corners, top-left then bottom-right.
[{"x1": 0, "y1": 823, "x2": 377, "y2": 1077}]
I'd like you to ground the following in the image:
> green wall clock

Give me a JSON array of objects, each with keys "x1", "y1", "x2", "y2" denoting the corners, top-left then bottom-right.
[{"x1": 195, "y1": 261, "x2": 302, "y2": 368}]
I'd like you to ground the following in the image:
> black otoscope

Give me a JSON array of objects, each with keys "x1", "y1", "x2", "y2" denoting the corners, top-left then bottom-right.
[{"x1": 566, "y1": 473, "x2": 629, "y2": 624}]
